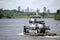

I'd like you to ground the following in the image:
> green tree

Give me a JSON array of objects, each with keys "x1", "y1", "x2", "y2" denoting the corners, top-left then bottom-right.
[{"x1": 55, "y1": 10, "x2": 60, "y2": 20}]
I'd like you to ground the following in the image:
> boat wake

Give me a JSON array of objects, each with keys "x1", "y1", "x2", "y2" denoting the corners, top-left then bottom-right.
[{"x1": 17, "y1": 33, "x2": 60, "y2": 38}]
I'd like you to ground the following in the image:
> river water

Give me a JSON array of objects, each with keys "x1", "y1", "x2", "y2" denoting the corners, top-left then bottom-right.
[{"x1": 0, "y1": 18, "x2": 60, "y2": 40}]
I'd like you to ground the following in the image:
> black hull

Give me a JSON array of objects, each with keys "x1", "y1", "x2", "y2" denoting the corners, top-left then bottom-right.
[{"x1": 24, "y1": 32, "x2": 57, "y2": 36}]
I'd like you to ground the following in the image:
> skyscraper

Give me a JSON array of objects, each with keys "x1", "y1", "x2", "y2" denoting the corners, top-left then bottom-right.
[
  {"x1": 47, "y1": 9, "x2": 50, "y2": 13},
  {"x1": 37, "y1": 9, "x2": 39, "y2": 13},
  {"x1": 43, "y1": 7, "x2": 46, "y2": 13},
  {"x1": 25, "y1": 7, "x2": 29, "y2": 12},
  {"x1": 47, "y1": 9, "x2": 50, "y2": 16},
  {"x1": 18, "y1": 6, "x2": 20, "y2": 12}
]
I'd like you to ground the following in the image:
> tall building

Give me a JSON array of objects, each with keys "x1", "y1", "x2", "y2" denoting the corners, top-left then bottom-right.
[
  {"x1": 30, "y1": 9, "x2": 33, "y2": 12},
  {"x1": 22, "y1": 9, "x2": 24, "y2": 12},
  {"x1": 25, "y1": 7, "x2": 29, "y2": 12},
  {"x1": 18, "y1": 6, "x2": 20, "y2": 12},
  {"x1": 37, "y1": 9, "x2": 39, "y2": 13},
  {"x1": 43, "y1": 7, "x2": 46, "y2": 13},
  {"x1": 47, "y1": 9, "x2": 50, "y2": 13},
  {"x1": 47, "y1": 9, "x2": 50, "y2": 16}
]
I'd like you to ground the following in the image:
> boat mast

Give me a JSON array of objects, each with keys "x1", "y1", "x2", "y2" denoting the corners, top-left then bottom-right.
[{"x1": 35, "y1": 9, "x2": 39, "y2": 21}]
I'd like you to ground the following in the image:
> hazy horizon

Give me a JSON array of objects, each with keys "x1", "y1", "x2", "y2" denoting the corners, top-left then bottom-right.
[{"x1": 0, "y1": 0, "x2": 60, "y2": 12}]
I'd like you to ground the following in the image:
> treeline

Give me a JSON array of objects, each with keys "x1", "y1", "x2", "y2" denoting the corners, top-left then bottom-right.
[
  {"x1": 0, "y1": 9, "x2": 26, "y2": 18},
  {"x1": 0, "y1": 8, "x2": 38, "y2": 18},
  {"x1": 0, "y1": 8, "x2": 56, "y2": 18},
  {"x1": 55, "y1": 10, "x2": 60, "y2": 20}
]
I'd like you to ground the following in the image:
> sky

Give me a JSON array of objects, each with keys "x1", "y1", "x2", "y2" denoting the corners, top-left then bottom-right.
[{"x1": 0, "y1": 0, "x2": 60, "y2": 12}]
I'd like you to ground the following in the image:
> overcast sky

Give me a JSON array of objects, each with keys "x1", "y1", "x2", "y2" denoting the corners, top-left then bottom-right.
[{"x1": 0, "y1": 0, "x2": 60, "y2": 12}]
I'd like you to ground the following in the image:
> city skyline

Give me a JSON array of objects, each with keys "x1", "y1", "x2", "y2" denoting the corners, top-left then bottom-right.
[{"x1": 0, "y1": 0, "x2": 60, "y2": 12}]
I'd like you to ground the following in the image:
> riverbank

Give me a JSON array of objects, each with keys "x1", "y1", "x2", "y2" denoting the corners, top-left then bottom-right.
[
  {"x1": 55, "y1": 15, "x2": 60, "y2": 20},
  {"x1": 0, "y1": 15, "x2": 55, "y2": 19}
]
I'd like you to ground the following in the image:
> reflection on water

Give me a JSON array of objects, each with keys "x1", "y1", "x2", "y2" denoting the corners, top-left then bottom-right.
[{"x1": 0, "y1": 18, "x2": 60, "y2": 40}]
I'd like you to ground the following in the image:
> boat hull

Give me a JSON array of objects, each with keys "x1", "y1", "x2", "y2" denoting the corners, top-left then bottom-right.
[{"x1": 24, "y1": 32, "x2": 57, "y2": 36}]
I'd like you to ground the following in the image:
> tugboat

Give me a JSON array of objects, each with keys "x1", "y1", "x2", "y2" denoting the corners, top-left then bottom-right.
[{"x1": 23, "y1": 10, "x2": 57, "y2": 36}]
